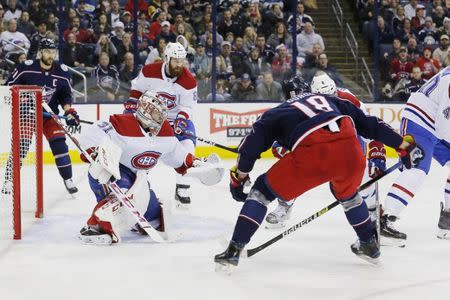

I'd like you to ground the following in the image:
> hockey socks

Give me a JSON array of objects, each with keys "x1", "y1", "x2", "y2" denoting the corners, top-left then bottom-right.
[
  {"x1": 231, "y1": 199, "x2": 267, "y2": 245},
  {"x1": 384, "y1": 168, "x2": 426, "y2": 216},
  {"x1": 49, "y1": 138, "x2": 72, "y2": 180},
  {"x1": 341, "y1": 194, "x2": 374, "y2": 242}
]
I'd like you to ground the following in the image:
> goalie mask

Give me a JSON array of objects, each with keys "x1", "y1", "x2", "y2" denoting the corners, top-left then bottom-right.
[
  {"x1": 136, "y1": 91, "x2": 168, "y2": 135},
  {"x1": 310, "y1": 73, "x2": 337, "y2": 95}
]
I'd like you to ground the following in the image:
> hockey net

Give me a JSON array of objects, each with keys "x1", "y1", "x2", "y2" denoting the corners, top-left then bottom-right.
[{"x1": 0, "y1": 85, "x2": 43, "y2": 240}]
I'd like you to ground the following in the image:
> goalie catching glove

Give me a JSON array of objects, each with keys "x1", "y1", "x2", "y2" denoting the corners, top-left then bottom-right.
[
  {"x1": 87, "y1": 138, "x2": 122, "y2": 184},
  {"x1": 177, "y1": 153, "x2": 225, "y2": 186}
]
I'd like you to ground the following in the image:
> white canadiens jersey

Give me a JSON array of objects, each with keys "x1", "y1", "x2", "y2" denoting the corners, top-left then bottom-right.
[
  {"x1": 79, "y1": 114, "x2": 189, "y2": 174},
  {"x1": 129, "y1": 61, "x2": 197, "y2": 122},
  {"x1": 403, "y1": 66, "x2": 450, "y2": 142}
]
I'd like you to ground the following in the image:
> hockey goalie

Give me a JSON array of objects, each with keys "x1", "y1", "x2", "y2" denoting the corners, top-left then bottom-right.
[{"x1": 77, "y1": 90, "x2": 224, "y2": 245}]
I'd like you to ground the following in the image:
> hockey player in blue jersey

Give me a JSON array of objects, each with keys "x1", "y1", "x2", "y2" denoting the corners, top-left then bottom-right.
[
  {"x1": 380, "y1": 66, "x2": 450, "y2": 246},
  {"x1": 214, "y1": 92, "x2": 423, "y2": 270},
  {"x1": 266, "y1": 75, "x2": 387, "y2": 228},
  {"x1": 5, "y1": 39, "x2": 80, "y2": 195}
]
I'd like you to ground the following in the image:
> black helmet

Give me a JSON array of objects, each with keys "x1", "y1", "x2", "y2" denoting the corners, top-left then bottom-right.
[
  {"x1": 39, "y1": 38, "x2": 57, "y2": 50},
  {"x1": 281, "y1": 75, "x2": 310, "y2": 99}
]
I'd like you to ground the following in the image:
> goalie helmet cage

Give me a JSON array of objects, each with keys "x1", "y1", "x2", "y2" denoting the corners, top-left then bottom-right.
[{"x1": 0, "y1": 85, "x2": 43, "y2": 240}]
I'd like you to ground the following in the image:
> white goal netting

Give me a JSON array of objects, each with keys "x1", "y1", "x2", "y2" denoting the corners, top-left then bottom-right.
[{"x1": 0, "y1": 85, "x2": 43, "y2": 240}]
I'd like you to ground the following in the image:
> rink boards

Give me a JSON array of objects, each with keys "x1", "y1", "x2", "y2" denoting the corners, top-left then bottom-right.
[{"x1": 10, "y1": 102, "x2": 406, "y2": 164}]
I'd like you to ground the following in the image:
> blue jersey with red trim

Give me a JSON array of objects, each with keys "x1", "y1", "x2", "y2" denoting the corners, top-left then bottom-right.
[
  {"x1": 237, "y1": 93, "x2": 404, "y2": 173},
  {"x1": 6, "y1": 59, "x2": 73, "y2": 115}
]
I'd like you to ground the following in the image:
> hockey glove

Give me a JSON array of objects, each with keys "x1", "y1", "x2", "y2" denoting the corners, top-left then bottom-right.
[
  {"x1": 175, "y1": 153, "x2": 198, "y2": 175},
  {"x1": 368, "y1": 141, "x2": 386, "y2": 178},
  {"x1": 271, "y1": 141, "x2": 288, "y2": 159},
  {"x1": 88, "y1": 138, "x2": 122, "y2": 184},
  {"x1": 174, "y1": 117, "x2": 189, "y2": 136},
  {"x1": 64, "y1": 108, "x2": 80, "y2": 126},
  {"x1": 230, "y1": 165, "x2": 250, "y2": 202},
  {"x1": 396, "y1": 135, "x2": 424, "y2": 169},
  {"x1": 123, "y1": 99, "x2": 137, "y2": 113}
]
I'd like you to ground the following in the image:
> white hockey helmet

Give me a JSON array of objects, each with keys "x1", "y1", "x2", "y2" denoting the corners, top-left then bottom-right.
[
  {"x1": 310, "y1": 72, "x2": 337, "y2": 95},
  {"x1": 136, "y1": 90, "x2": 168, "y2": 135},
  {"x1": 164, "y1": 42, "x2": 187, "y2": 63}
]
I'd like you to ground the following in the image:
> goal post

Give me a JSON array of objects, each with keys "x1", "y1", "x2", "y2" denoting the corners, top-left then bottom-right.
[{"x1": 0, "y1": 85, "x2": 43, "y2": 240}]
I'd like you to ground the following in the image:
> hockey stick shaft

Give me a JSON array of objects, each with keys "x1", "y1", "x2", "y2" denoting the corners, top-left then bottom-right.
[
  {"x1": 244, "y1": 161, "x2": 402, "y2": 258},
  {"x1": 41, "y1": 103, "x2": 165, "y2": 242},
  {"x1": 43, "y1": 112, "x2": 94, "y2": 124},
  {"x1": 182, "y1": 132, "x2": 239, "y2": 153}
]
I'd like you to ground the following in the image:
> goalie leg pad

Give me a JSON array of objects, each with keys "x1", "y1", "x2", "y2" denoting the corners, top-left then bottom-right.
[{"x1": 80, "y1": 195, "x2": 122, "y2": 244}]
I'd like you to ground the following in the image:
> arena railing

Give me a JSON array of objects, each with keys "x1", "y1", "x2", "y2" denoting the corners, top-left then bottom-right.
[
  {"x1": 65, "y1": 66, "x2": 87, "y2": 103},
  {"x1": 0, "y1": 40, "x2": 27, "y2": 56},
  {"x1": 360, "y1": 57, "x2": 374, "y2": 99},
  {"x1": 345, "y1": 23, "x2": 359, "y2": 80},
  {"x1": 330, "y1": 0, "x2": 344, "y2": 42}
]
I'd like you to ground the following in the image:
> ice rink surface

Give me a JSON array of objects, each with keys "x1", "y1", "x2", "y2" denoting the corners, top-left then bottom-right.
[{"x1": 0, "y1": 158, "x2": 449, "y2": 300}]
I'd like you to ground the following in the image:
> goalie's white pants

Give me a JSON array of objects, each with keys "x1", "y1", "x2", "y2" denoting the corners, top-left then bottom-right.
[{"x1": 176, "y1": 139, "x2": 195, "y2": 185}]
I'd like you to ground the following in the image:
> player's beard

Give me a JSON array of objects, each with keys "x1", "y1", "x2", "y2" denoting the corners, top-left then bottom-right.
[
  {"x1": 41, "y1": 56, "x2": 54, "y2": 67},
  {"x1": 169, "y1": 62, "x2": 183, "y2": 77}
]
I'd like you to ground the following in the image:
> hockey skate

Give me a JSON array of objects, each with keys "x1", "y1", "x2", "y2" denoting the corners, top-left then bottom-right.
[
  {"x1": 380, "y1": 214, "x2": 407, "y2": 247},
  {"x1": 437, "y1": 203, "x2": 450, "y2": 239},
  {"x1": 64, "y1": 179, "x2": 78, "y2": 195},
  {"x1": 350, "y1": 233, "x2": 380, "y2": 265},
  {"x1": 265, "y1": 199, "x2": 294, "y2": 229},
  {"x1": 214, "y1": 241, "x2": 244, "y2": 274},
  {"x1": 175, "y1": 184, "x2": 191, "y2": 209},
  {"x1": 78, "y1": 225, "x2": 117, "y2": 245}
]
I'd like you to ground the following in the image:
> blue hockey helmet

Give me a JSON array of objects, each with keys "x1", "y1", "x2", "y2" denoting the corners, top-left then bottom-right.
[
  {"x1": 39, "y1": 38, "x2": 57, "y2": 50},
  {"x1": 282, "y1": 75, "x2": 310, "y2": 99}
]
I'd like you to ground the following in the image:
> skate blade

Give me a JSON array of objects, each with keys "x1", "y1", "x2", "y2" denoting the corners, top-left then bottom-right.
[
  {"x1": 380, "y1": 236, "x2": 406, "y2": 248},
  {"x1": 437, "y1": 229, "x2": 450, "y2": 239},
  {"x1": 214, "y1": 262, "x2": 236, "y2": 275},
  {"x1": 175, "y1": 201, "x2": 190, "y2": 210},
  {"x1": 68, "y1": 193, "x2": 77, "y2": 200},
  {"x1": 355, "y1": 254, "x2": 381, "y2": 265},
  {"x1": 265, "y1": 221, "x2": 287, "y2": 229},
  {"x1": 78, "y1": 234, "x2": 113, "y2": 245}
]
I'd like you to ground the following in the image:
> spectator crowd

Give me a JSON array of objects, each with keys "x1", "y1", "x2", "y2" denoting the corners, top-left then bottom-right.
[
  {"x1": 355, "y1": 0, "x2": 450, "y2": 101},
  {"x1": 0, "y1": 0, "x2": 345, "y2": 102}
]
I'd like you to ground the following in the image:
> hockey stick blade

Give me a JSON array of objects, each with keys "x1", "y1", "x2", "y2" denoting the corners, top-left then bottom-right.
[
  {"x1": 243, "y1": 161, "x2": 402, "y2": 258},
  {"x1": 182, "y1": 132, "x2": 239, "y2": 153},
  {"x1": 43, "y1": 111, "x2": 94, "y2": 124},
  {"x1": 41, "y1": 103, "x2": 165, "y2": 243}
]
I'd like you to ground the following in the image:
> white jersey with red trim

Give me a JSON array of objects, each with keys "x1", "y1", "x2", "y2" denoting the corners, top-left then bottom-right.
[
  {"x1": 402, "y1": 66, "x2": 450, "y2": 142},
  {"x1": 336, "y1": 88, "x2": 368, "y2": 114},
  {"x1": 79, "y1": 114, "x2": 190, "y2": 174},
  {"x1": 128, "y1": 61, "x2": 197, "y2": 122}
]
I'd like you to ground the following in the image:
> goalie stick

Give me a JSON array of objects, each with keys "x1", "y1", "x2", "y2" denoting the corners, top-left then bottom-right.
[
  {"x1": 41, "y1": 102, "x2": 166, "y2": 243},
  {"x1": 241, "y1": 161, "x2": 402, "y2": 258}
]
